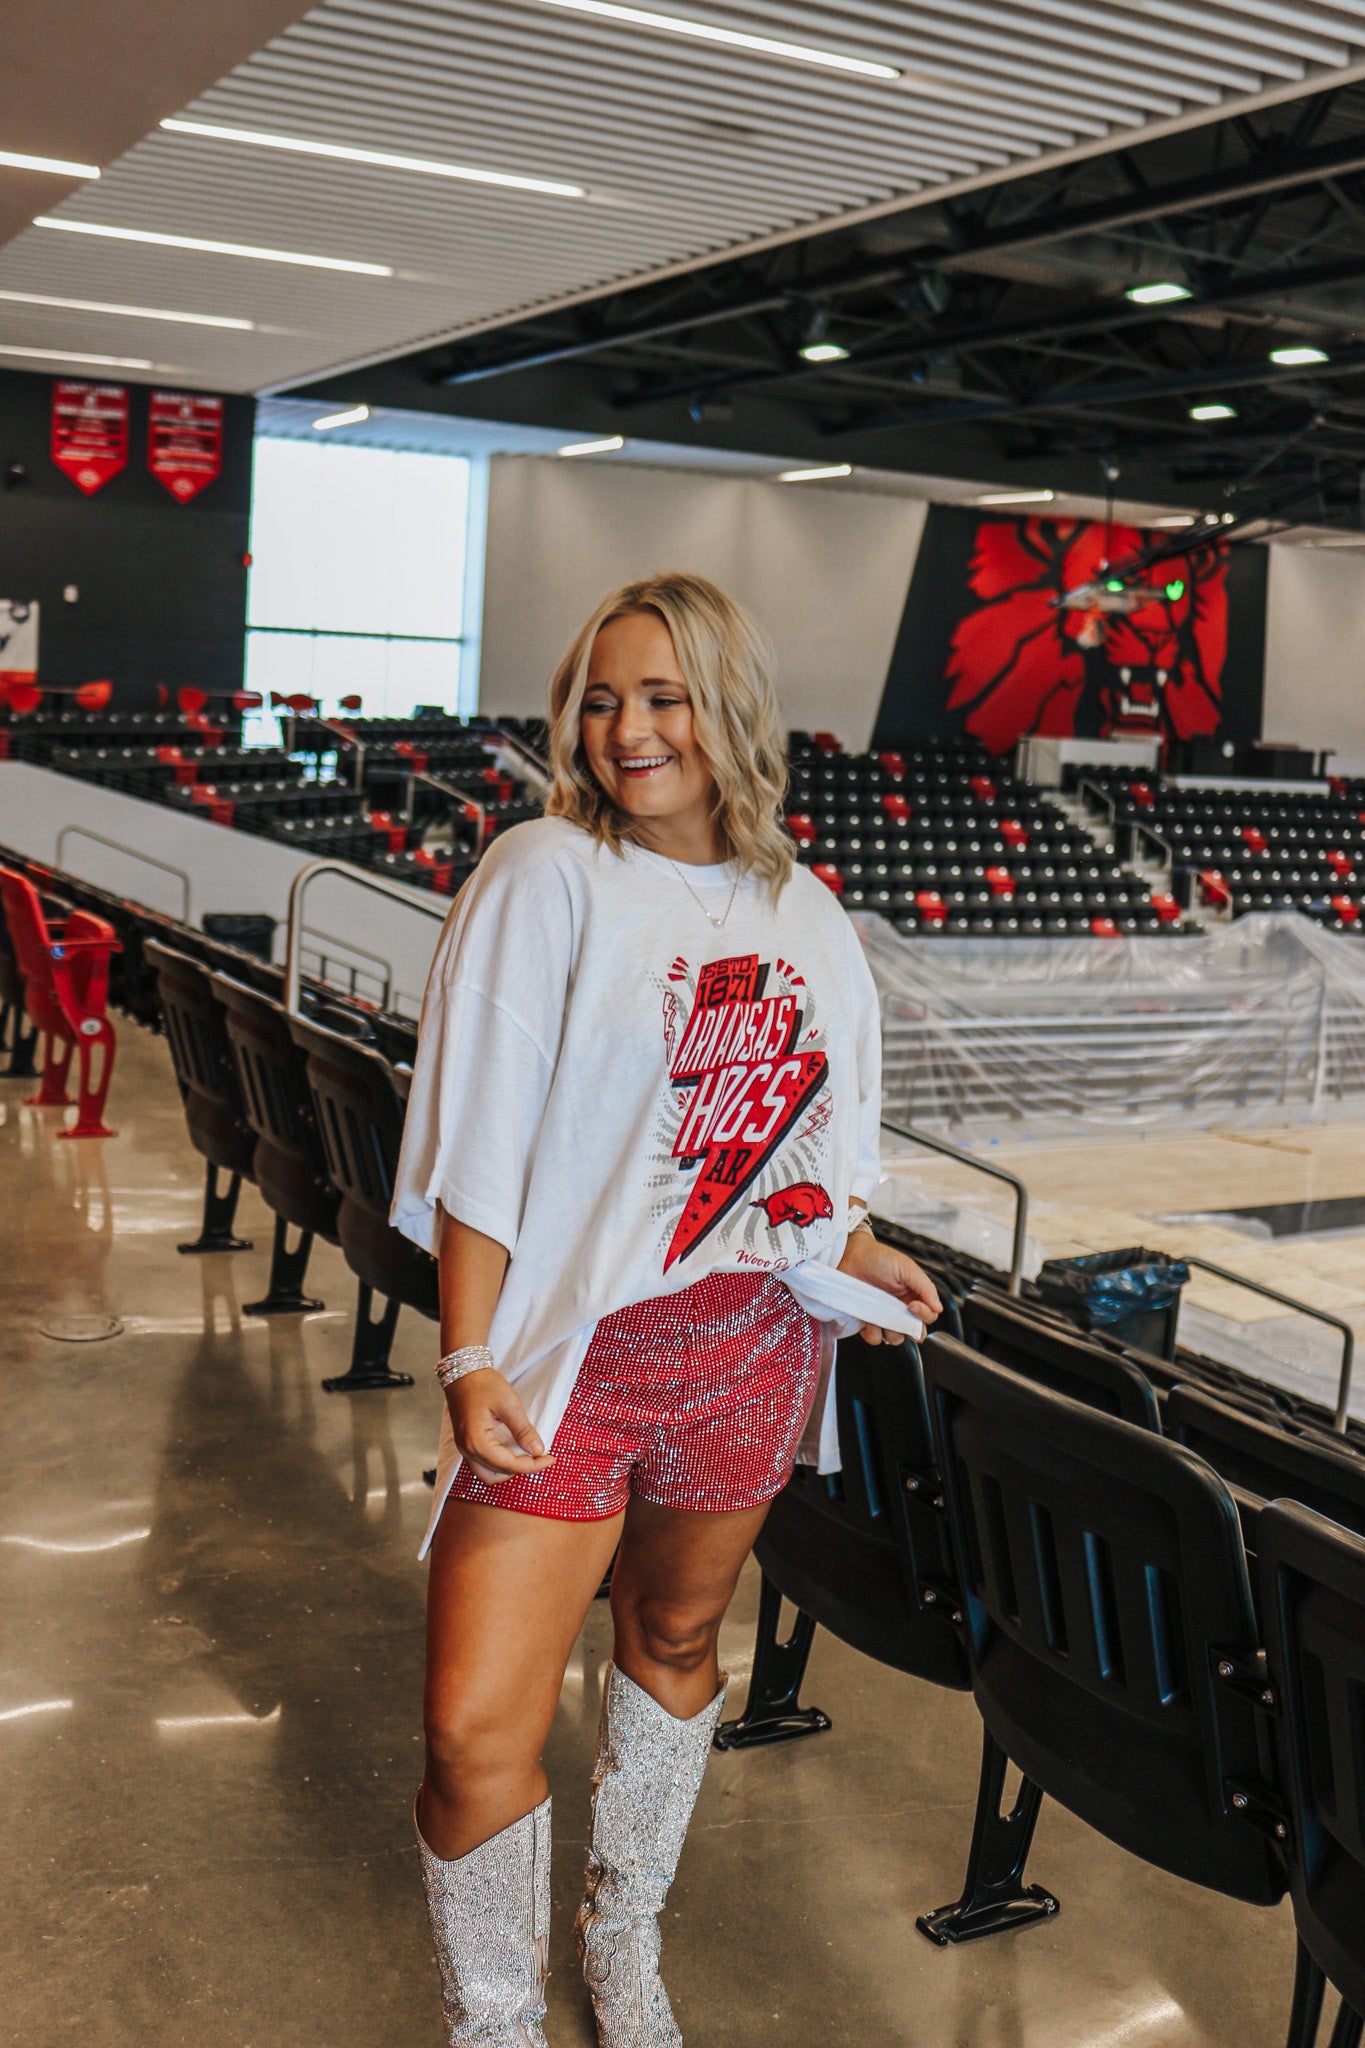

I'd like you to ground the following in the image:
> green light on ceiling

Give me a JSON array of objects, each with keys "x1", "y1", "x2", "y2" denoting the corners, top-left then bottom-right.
[
  {"x1": 1105, "y1": 578, "x2": 1124, "y2": 592},
  {"x1": 1165, "y1": 578, "x2": 1186, "y2": 600}
]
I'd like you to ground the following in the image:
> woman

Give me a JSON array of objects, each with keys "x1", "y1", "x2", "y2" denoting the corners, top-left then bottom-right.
[{"x1": 391, "y1": 572, "x2": 940, "y2": 2046}]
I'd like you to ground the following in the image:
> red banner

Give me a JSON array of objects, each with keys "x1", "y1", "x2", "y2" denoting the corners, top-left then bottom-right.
[
  {"x1": 51, "y1": 381, "x2": 128, "y2": 496},
  {"x1": 148, "y1": 390, "x2": 223, "y2": 503}
]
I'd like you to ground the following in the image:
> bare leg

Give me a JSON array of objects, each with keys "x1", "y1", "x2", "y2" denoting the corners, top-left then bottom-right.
[
  {"x1": 422, "y1": 1498, "x2": 624, "y2": 1858},
  {"x1": 610, "y1": 1494, "x2": 772, "y2": 1712}
]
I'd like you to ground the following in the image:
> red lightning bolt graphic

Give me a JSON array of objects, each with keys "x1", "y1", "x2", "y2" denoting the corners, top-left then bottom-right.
[{"x1": 662, "y1": 954, "x2": 828, "y2": 1271}]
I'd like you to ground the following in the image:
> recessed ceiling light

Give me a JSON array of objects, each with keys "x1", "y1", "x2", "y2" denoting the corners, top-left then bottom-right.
[
  {"x1": 0, "y1": 342, "x2": 154, "y2": 369},
  {"x1": 778, "y1": 463, "x2": 854, "y2": 483},
  {"x1": 161, "y1": 119, "x2": 586, "y2": 200},
  {"x1": 312, "y1": 404, "x2": 371, "y2": 431},
  {"x1": 1189, "y1": 402, "x2": 1237, "y2": 421},
  {"x1": 33, "y1": 216, "x2": 391, "y2": 276},
  {"x1": 799, "y1": 341, "x2": 850, "y2": 363},
  {"x1": 1125, "y1": 281, "x2": 1191, "y2": 306},
  {"x1": 975, "y1": 488, "x2": 1055, "y2": 506},
  {"x1": 0, "y1": 148, "x2": 99, "y2": 179},
  {"x1": 0, "y1": 287, "x2": 254, "y2": 330},
  {"x1": 1153, "y1": 514, "x2": 1197, "y2": 528},
  {"x1": 1270, "y1": 345, "x2": 1328, "y2": 366},
  {"x1": 535, "y1": 0, "x2": 899, "y2": 78},
  {"x1": 557, "y1": 434, "x2": 626, "y2": 457}
]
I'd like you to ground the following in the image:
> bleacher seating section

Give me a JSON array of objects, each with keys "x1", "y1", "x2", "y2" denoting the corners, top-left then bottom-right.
[
  {"x1": 1081, "y1": 765, "x2": 1365, "y2": 933},
  {"x1": 5, "y1": 844, "x2": 1365, "y2": 2035}
]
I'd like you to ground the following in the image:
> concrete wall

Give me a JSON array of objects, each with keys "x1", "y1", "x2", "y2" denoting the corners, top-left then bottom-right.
[
  {"x1": 477, "y1": 456, "x2": 927, "y2": 749},
  {"x1": 0, "y1": 762, "x2": 447, "y2": 1016},
  {"x1": 1264, "y1": 544, "x2": 1365, "y2": 761}
]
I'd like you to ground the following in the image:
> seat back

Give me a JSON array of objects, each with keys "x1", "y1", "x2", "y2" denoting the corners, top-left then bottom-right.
[
  {"x1": 0, "y1": 865, "x2": 53, "y2": 991},
  {"x1": 1169, "y1": 1386, "x2": 1365, "y2": 1545},
  {"x1": 962, "y1": 1289, "x2": 1162, "y2": 1431},
  {"x1": 1260, "y1": 1501, "x2": 1365, "y2": 2015},
  {"x1": 756, "y1": 1334, "x2": 969, "y2": 1689},
  {"x1": 288, "y1": 1012, "x2": 437, "y2": 1317},
  {"x1": 922, "y1": 1332, "x2": 1284, "y2": 1904},
  {"x1": 212, "y1": 972, "x2": 341, "y2": 1242},
  {"x1": 144, "y1": 939, "x2": 256, "y2": 1177}
]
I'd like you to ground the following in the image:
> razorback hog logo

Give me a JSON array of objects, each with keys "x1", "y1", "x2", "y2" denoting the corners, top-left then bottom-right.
[
  {"x1": 663, "y1": 953, "x2": 827, "y2": 1270},
  {"x1": 753, "y1": 1182, "x2": 834, "y2": 1229}
]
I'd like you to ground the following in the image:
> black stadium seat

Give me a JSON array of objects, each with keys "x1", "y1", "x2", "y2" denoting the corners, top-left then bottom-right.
[
  {"x1": 145, "y1": 939, "x2": 260, "y2": 1260},
  {"x1": 960, "y1": 1289, "x2": 1163, "y2": 1430}
]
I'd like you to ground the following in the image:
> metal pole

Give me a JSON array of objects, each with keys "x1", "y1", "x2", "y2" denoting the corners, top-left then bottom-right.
[
  {"x1": 881, "y1": 1117, "x2": 1030, "y2": 1296},
  {"x1": 56, "y1": 825, "x2": 193, "y2": 922}
]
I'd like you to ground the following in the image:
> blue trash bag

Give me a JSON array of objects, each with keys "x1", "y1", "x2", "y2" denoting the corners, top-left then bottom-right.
[{"x1": 1035, "y1": 1247, "x2": 1190, "y2": 1331}]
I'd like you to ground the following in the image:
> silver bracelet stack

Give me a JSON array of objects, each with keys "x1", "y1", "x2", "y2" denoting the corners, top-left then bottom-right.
[{"x1": 435, "y1": 1344, "x2": 496, "y2": 1389}]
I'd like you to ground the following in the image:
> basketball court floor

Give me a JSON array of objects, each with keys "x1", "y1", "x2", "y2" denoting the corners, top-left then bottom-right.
[{"x1": 4, "y1": 1023, "x2": 1358, "y2": 2046}]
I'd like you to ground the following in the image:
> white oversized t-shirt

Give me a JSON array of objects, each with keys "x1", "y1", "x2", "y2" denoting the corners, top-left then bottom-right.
[{"x1": 390, "y1": 815, "x2": 887, "y2": 1555}]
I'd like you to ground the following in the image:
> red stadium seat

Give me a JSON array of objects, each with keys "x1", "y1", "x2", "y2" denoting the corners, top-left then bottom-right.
[{"x1": 0, "y1": 866, "x2": 119, "y2": 1137}]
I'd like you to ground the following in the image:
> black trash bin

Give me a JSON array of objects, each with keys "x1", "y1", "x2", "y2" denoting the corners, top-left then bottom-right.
[
  {"x1": 1035, "y1": 1247, "x2": 1189, "y2": 1359},
  {"x1": 202, "y1": 912, "x2": 277, "y2": 963}
]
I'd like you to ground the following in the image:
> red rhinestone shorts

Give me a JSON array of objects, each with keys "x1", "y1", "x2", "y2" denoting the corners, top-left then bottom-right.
[{"x1": 447, "y1": 1271, "x2": 821, "y2": 1521}]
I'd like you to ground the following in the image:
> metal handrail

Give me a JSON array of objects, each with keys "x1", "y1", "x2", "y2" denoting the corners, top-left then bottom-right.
[
  {"x1": 880, "y1": 1117, "x2": 1029, "y2": 1295},
  {"x1": 1075, "y1": 775, "x2": 1117, "y2": 828},
  {"x1": 284, "y1": 857, "x2": 447, "y2": 1017},
  {"x1": 1183, "y1": 1255, "x2": 1356, "y2": 1434},
  {"x1": 414, "y1": 771, "x2": 487, "y2": 858},
  {"x1": 301, "y1": 923, "x2": 394, "y2": 1007},
  {"x1": 56, "y1": 825, "x2": 191, "y2": 921},
  {"x1": 1132, "y1": 819, "x2": 1174, "y2": 871}
]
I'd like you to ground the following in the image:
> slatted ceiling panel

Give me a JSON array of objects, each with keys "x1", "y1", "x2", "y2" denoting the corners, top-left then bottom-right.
[{"x1": 4, "y1": 1, "x2": 1365, "y2": 392}]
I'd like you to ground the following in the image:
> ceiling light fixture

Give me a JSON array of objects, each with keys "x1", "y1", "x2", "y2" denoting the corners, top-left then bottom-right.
[
  {"x1": 535, "y1": 0, "x2": 899, "y2": 78},
  {"x1": 1153, "y1": 514, "x2": 1197, "y2": 528},
  {"x1": 161, "y1": 119, "x2": 586, "y2": 200},
  {"x1": 0, "y1": 343, "x2": 154, "y2": 369},
  {"x1": 556, "y1": 434, "x2": 625, "y2": 457},
  {"x1": 33, "y1": 216, "x2": 391, "y2": 276},
  {"x1": 312, "y1": 404, "x2": 371, "y2": 431},
  {"x1": 799, "y1": 340, "x2": 850, "y2": 363},
  {"x1": 778, "y1": 463, "x2": 854, "y2": 483},
  {"x1": 0, "y1": 288, "x2": 254, "y2": 330},
  {"x1": 975, "y1": 488, "x2": 1055, "y2": 506},
  {"x1": 1125, "y1": 281, "x2": 1191, "y2": 306},
  {"x1": 0, "y1": 148, "x2": 100, "y2": 179},
  {"x1": 1189, "y1": 402, "x2": 1237, "y2": 421},
  {"x1": 1270, "y1": 345, "x2": 1328, "y2": 366}
]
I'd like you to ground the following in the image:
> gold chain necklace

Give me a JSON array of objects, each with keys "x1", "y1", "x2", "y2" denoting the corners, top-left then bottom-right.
[{"x1": 663, "y1": 856, "x2": 743, "y2": 930}]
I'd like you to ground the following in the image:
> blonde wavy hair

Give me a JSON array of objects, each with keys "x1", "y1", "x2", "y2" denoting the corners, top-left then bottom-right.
[{"x1": 545, "y1": 571, "x2": 793, "y2": 895}]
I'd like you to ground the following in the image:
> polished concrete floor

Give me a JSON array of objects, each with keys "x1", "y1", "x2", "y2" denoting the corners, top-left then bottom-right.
[{"x1": 0, "y1": 1023, "x2": 1344, "y2": 2046}]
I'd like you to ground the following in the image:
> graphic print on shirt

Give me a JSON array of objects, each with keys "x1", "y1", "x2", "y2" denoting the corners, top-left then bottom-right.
[{"x1": 653, "y1": 951, "x2": 831, "y2": 1271}]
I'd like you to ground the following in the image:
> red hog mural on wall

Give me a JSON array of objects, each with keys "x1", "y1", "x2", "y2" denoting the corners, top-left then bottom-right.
[{"x1": 944, "y1": 517, "x2": 1230, "y2": 756}]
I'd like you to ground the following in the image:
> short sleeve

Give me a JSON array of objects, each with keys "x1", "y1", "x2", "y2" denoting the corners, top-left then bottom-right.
[
  {"x1": 389, "y1": 829, "x2": 577, "y2": 1257},
  {"x1": 845, "y1": 918, "x2": 883, "y2": 1208}
]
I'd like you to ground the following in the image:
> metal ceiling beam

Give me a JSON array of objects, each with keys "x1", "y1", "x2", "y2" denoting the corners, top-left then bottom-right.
[{"x1": 438, "y1": 112, "x2": 1365, "y2": 391}]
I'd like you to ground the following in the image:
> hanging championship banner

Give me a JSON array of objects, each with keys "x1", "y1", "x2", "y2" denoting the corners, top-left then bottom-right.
[
  {"x1": 51, "y1": 381, "x2": 128, "y2": 495},
  {"x1": 148, "y1": 389, "x2": 224, "y2": 502}
]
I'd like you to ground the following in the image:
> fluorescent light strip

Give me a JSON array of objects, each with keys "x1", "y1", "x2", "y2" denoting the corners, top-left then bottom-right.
[
  {"x1": 778, "y1": 463, "x2": 853, "y2": 483},
  {"x1": 536, "y1": 0, "x2": 899, "y2": 78},
  {"x1": 0, "y1": 288, "x2": 254, "y2": 331},
  {"x1": 162, "y1": 119, "x2": 585, "y2": 201},
  {"x1": 0, "y1": 343, "x2": 154, "y2": 370},
  {"x1": 975, "y1": 488, "x2": 1055, "y2": 506},
  {"x1": 0, "y1": 148, "x2": 99, "y2": 179},
  {"x1": 1153, "y1": 514, "x2": 1197, "y2": 528},
  {"x1": 313, "y1": 404, "x2": 371, "y2": 430},
  {"x1": 1270, "y1": 345, "x2": 1328, "y2": 366},
  {"x1": 557, "y1": 434, "x2": 625, "y2": 457},
  {"x1": 1125, "y1": 281, "x2": 1190, "y2": 305},
  {"x1": 33, "y1": 217, "x2": 391, "y2": 276},
  {"x1": 800, "y1": 342, "x2": 849, "y2": 363},
  {"x1": 0, "y1": 1699, "x2": 74, "y2": 1723}
]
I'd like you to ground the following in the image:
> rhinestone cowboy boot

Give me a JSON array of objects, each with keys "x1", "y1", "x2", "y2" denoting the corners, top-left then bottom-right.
[
  {"x1": 415, "y1": 1791, "x2": 553, "y2": 2045},
  {"x1": 574, "y1": 1663, "x2": 727, "y2": 2047}
]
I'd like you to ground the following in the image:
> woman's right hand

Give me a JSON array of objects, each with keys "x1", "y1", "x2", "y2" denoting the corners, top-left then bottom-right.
[{"x1": 447, "y1": 1368, "x2": 556, "y2": 1485}]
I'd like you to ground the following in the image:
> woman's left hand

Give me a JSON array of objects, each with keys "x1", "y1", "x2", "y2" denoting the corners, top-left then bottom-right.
[{"x1": 837, "y1": 1227, "x2": 943, "y2": 1344}]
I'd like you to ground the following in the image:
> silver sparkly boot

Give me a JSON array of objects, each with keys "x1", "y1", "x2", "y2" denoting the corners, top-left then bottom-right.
[
  {"x1": 415, "y1": 1791, "x2": 553, "y2": 2045},
  {"x1": 575, "y1": 1663, "x2": 727, "y2": 2047}
]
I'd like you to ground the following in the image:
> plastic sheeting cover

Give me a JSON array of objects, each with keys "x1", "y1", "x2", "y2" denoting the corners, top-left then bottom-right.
[{"x1": 854, "y1": 910, "x2": 1365, "y2": 1132}]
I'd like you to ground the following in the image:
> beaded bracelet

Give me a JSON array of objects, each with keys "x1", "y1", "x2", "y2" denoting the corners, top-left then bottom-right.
[{"x1": 435, "y1": 1344, "x2": 496, "y2": 1389}]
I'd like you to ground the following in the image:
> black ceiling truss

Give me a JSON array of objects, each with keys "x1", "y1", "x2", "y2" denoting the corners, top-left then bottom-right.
[{"x1": 391, "y1": 83, "x2": 1365, "y2": 528}]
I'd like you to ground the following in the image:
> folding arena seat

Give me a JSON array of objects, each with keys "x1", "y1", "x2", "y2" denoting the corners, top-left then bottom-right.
[
  {"x1": 288, "y1": 1013, "x2": 437, "y2": 1366},
  {"x1": 1259, "y1": 1505, "x2": 1365, "y2": 2045},
  {"x1": 1167, "y1": 1386, "x2": 1365, "y2": 1548},
  {"x1": 960, "y1": 1291, "x2": 1162, "y2": 1429},
  {"x1": 920, "y1": 1337, "x2": 1315, "y2": 2024},
  {"x1": 0, "y1": 865, "x2": 119, "y2": 1137},
  {"x1": 0, "y1": 881, "x2": 41, "y2": 1078}
]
